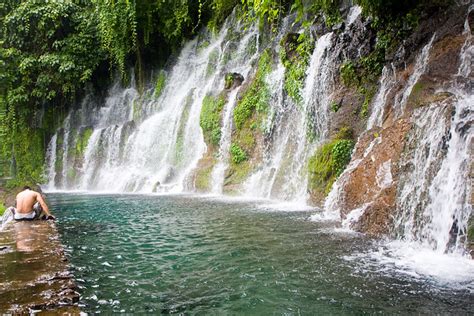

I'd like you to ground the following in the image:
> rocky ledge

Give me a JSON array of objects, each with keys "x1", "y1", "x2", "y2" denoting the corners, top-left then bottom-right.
[{"x1": 0, "y1": 220, "x2": 80, "y2": 313}]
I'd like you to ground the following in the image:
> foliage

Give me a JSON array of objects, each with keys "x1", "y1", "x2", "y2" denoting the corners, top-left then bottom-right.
[
  {"x1": 0, "y1": 202, "x2": 4, "y2": 216},
  {"x1": 279, "y1": 31, "x2": 314, "y2": 104},
  {"x1": 292, "y1": 0, "x2": 342, "y2": 28},
  {"x1": 330, "y1": 100, "x2": 341, "y2": 113},
  {"x1": 154, "y1": 71, "x2": 167, "y2": 98},
  {"x1": 233, "y1": 50, "x2": 272, "y2": 129},
  {"x1": 338, "y1": 0, "x2": 446, "y2": 120},
  {"x1": 308, "y1": 132, "x2": 354, "y2": 195},
  {"x1": 241, "y1": 0, "x2": 289, "y2": 31},
  {"x1": 355, "y1": 0, "x2": 449, "y2": 20},
  {"x1": 207, "y1": 0, "x2": 240, "y2": 32},
  {"x1": 339, "y1": 62, "x2": 358, "y2": 87},
  {"x1": 0, "y1": 0, "x2": 104, "y2": 184},
  {"x1": 230, "y1": 143, "x2": 248, "y2": 164},
  {"x1": 94, "y1": 0, "x2": 137, "y2": 77},
  {"x1": 75, "y1": 127, "x2": 94, "y2": 155},
  {"x1": 332, "y1": 140, "x2": 354, "y2": 176},
  {"x1": 200, "y1": 94, "x2": 226, "y2": 146}
]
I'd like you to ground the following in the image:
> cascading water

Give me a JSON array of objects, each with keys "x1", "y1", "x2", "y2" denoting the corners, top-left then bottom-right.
[
  {"x1": 243, "y1": 32, "x2": 335, "y2": 202},
  {"x1": 367, "y1": 64, "x2": 396, "y2": 129},
  {"x1": 394, "y1": 13, "x2": 473, "y2": 254},
  {"x1": 394, "y1": 34, "x2": 436, "y2": 116},
  {"x1": 45, "y1": 2, "x2": 473, "y2": 260},
  {"x1": 45, "y1": 134, "x2": 57, "y2": 189},
  {"x1": 209, "y1": 29, "x2": 261, "y2": 194},
  {"x1": 46, "y1": 14, "x2": 260, "y2": 193},
  {"x1": 323, "y1": 5, "x2": 473, "y2": 261}
]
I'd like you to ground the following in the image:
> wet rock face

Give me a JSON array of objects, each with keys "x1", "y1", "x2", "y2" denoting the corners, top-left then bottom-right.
[
  {"x1": 332, "y1": 3, "x2": 472, "y2": 238},
  {"x1": 224, "y1": 72, "x2": 244, "y2": 90},
  {"x1": 0, "y1": 221, "x2": 79, "y2": 313},
  {"x1": 338, "y1": 119, "x2": 411, "y2": 236}
]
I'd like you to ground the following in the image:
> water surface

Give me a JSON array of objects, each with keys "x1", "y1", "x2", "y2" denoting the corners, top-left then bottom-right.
[{"x1": 49, "y1": 193, "x2": 474, "y2": 314}]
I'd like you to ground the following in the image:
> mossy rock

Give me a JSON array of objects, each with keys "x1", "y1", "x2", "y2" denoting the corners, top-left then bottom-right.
[
  {"x1": 468, "y1": 216, "x2": 474, "y2": 256},
  {"x1": 194, "y1": 161, "x2": 214, "y2": 192},
  {"x1": 223, "y1": 161, "x2": 253, "y2": 194},
  {"x1": 200, "y1": 94, "x2": 226, "y2": 146},
  {"x1": 308, "y1": 135, "x2": 355, "y2": 197},
  {"x1": 224, "y1": 72, "x2": 244, "y2": 90},
  {"x1": 154, "y1": 71, "x2": 166, "y2": 98},
  {"x1": 406, "y1": 77, "x2": 453, "y2": 109}
]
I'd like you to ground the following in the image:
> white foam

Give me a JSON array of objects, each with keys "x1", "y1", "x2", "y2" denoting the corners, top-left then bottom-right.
[{"x1": 346, "y1": 240, "x2": 474, "y2": 290}]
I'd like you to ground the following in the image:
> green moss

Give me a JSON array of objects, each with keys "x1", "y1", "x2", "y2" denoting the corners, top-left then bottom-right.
[
  {"x1": 175, "y1": 91, "x2": 194, "y2": 165},
  {"x1": 66, "y1": 168, "x2": 76, "y2": 183},
  {"x1": 280, "y1": 31, "x2": 314, "y2": 104},
  {"x1": 224, "y1": 160, "x2": 253, "y2": 191},
  {"x1": 230, "y1": 143, "x2": 247, "y2": 164},
  {"x1": 359, "y1": 86, "x2": 376, "y2": 118},
  {"x1": 330, "y1": 100, "x2": 341, "y2": 113},
  {"x1": 234, "y1": 50, "x2": 272, "y2": 129},
  {"x1": 75, "y1": 127, "x2": 93, "y2": 155},
  {"x1": 132, "y1": 98, "x2": 141, "y2": 121},
  {"x1": 335, "y1": 127, "x2": 353, "y2": 140},
  {"x1": 55, "y1": 131, "x2": 64, "y2": 177},
  {"x1": 468, "y1": 221, "x2": 474, "y2": 245},
  {"x1": 308, "y1": 136, "x2": 355, "y2": 196},
  {"x1": 0, "y1": 203, "x2": 5, "y2": 216},
  {"x1": 194, "y1": 161, "x2": 214, "y2": 191},
  {"x1": 154, "y1": 71, "x2": 166, "y2": 98},
  {"x1": 206, "y1": 48, "x2": 219, "y2": 78},
  {"x1": 340, "y1": 61, "x2": 359, "y2": 87},
  {"x1": 200, "y1": 94, "x2": 226, "y2": 146}
]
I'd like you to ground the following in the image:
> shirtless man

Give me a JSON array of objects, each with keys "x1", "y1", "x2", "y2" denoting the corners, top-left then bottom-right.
[{"x1": 13, "y1": 186, "x2": 55, "y2": 220}]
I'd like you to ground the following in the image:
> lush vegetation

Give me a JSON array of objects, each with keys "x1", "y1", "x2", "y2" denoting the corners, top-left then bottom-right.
[
  {"x1": 0, "y1": 0, "x2": 448, "y2": 187},
  {"x1": 154, "y1": 71, "x2": 167, "y2": 98},
  {"x1": 233, "y1": 50, "x2": 272, "y2": 130},
  {"x1": 200, "y1": 94, "x2": 226, "y2": 146},
  {"x1": 339, "y1": 0, "x2": 450, "y2": 118},
  {"x1": 230, "y1": 143, "x2": 248, "y2": 164},
  {"x1": 308, "y1": 128, "x2": 354, "y2": 196},
  {"x1": 279, "y1": 32, "x2": 314, "y2": 104}
]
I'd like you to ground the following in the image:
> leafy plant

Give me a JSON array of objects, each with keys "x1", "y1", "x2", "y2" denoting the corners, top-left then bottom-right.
[
  {"x1": 280, "y1": 31, "x2": 314, "y2": 104},
  {"x1": 200, "y1": 94, "x2": 226, "y2": 146},
  {"x1": 308, "y1": 132, "x2": 354, "y2": 195},
  {"x1": 154, "y1": 71, "x2": 167, "y2": 98},
  {"x1": 233, "y1": 50, "x2": 271, "y2": 129},
  {"x1": 230, "y1": 143, "x2": 248, "y2": 164}
]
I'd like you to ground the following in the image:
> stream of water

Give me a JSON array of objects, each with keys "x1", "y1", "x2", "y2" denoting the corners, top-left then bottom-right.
[{"x1": 48, "y1": 193, "x2": 474, "y2": 314}]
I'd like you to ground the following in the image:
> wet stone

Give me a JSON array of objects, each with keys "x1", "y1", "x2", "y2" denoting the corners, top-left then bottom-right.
[{"x1": 0, "y1": 221, "x2": 80, "y2": 313}]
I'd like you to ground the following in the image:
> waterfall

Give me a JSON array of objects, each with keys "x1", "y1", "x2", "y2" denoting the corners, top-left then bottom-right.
[
  {"x1": 45, "y1": 2, "x2": 473, "y2": 259},
  {"x1": 46, "y1": 13, "x2": 260, "y2": 193},
  {"x1": 45, "y1": 134, "x2": 57, "y2": 189},
  {"x1": 210, "y1": 89, "x2": 239, "y2": 194},
  {"x1": 322, "y1": 5, "x2": 473, "y2": 260},
  {"x1": 243, "y1": 32, "x2": 335, "y2": 202},
  {"x1": 394, "y1": 14, "x2": 473, "y2": 254},
  {"x1": 210, "y1": 29, "x2": 261, "y2": 194},
  {"x1": 367, "y1": 64, "x2": 396, "y2": 129},
  {"x1": 394, "y1": 34, "x2": 436, "y2": 116}
]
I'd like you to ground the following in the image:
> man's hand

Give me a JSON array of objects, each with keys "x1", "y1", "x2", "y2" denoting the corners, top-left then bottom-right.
[{"x1": 46, "y1": 215, "x2": 56, "y2": 220}]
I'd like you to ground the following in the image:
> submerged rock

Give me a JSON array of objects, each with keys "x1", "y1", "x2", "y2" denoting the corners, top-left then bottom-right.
[{"x1": 0, "y1": 221, "x2": 79, "y2": 313}]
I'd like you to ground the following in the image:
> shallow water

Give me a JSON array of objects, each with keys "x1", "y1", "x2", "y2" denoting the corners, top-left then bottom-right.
[{"x1": 48, "y1": 193, "x2": 474, "y2": 314}]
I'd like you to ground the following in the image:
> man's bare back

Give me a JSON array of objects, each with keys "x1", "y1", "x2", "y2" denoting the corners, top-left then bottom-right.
[{"x1": 16, "y1": 187, "x2": 54, "y2": 219}]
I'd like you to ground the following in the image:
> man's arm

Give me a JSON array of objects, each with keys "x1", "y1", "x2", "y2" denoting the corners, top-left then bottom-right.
[{"x1": 36, "y1": 193, "x2": 52, "y2": 217}]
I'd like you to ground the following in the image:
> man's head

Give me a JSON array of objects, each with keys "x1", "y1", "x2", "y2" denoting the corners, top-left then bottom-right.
[{"x1": 23, "y1": 185, "x2": 32, "y2": 191}]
